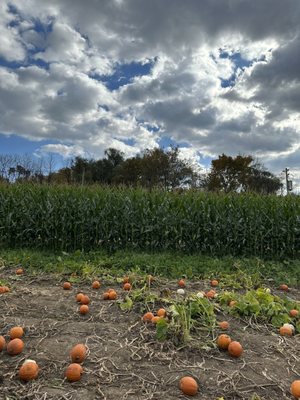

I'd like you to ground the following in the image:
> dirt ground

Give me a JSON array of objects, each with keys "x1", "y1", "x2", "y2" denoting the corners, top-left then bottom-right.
[{"x1": 0, "y1": 267, "x2": 300, "y2": 400}]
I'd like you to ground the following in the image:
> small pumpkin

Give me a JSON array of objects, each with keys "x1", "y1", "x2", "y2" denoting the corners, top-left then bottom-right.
[
  {"x1": 219, "y1": 321, "x2": 229, "y2": 330},
  {"x1": 76, "y1": 293, "x2": 84, "y2": 302},
  {"x1": 16, "y1": 268, "x2": 24, "y2": 275},
  {"x1": 0, "y1": 335, "x2": 6, "y2": 351},
  {"x1": 228, "y1": 341, "x2": 243, "y2": 358},
  {"x1": 19, "y1": 360, "x2": 39, "y2": 381},
  {"x1": 178, "y1": 279, "x2": 185, "y2": 288},
  {"x1": 103, "y1": 292, "x2": 109, "y2": 300},
  {"x1": 9, "y1": 326, "x2": 24, "y2": 339},
  {"x1": 92, "y1": 280, "x2": 101, "y2": 289},
  {"x1": 279, "y1": 325, "x2": 293, "y2": 337},
  {"x1": 123, "y1": 276, "x2": 130, "y2": 284},
  {"x1": 217, "y1": 334, "x2": 232, "y2": 350},
  {"x1": 80, "y1": 295, "x2": 90, "y2": 305},
  {"x1": 179, "y1": 376, "x2": 198, "y2": 396},
  {"x1": 142, "y1": 312, "x2": 154, "y2": 322},
  {"x1": 79, "y1": 305, "x2": 89, "y2": 315},
  {"x1": 229, "y1": 300, "x2": 237, "y2": 307},
  {"x1": 123, "y1": 283, "x2": 132, "y2": 291},
  {"x1": 157, "y1": 308, "x2": 166, "y2": 317},
  {"x1": 108, "y1": 290, "x2": 117, "y2": 300},
  {"x1": 63, "y1": 282, "x2": 72, "y2": 290},
  {"x1": 7, "y1": 338, "x2": 24, "y2": 356},
  {"x1": 291, "y1": 380, "x2": 300, "y2": 398},
  {"x1": 70, "y1": 344, "x2": 87, "y2": 363},
  {"x1": 151, "y1": 316, "x2": 162, "y2": 324},
  {"x1": 290, "y1": 309, "x2": 299, "y2": 318},
  {"x1": 279, "y1": 284, "x2": 289, "y2": 291},
  {"x1": 211, "y1": 279, "x2": 219, "y2": 287},
  {"x1": 206, "y1": 290, "x2": 216, "y2": 299},
  {"x1": 65, "y1": 363, "x2": 83, "y2": 382}
]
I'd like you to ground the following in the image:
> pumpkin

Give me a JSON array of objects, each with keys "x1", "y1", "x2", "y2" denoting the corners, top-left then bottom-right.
[
  {"x1": 279, "y1": 325, "x2": 293, "y2": 336},
  {"x1": 65, "y1": 363, "x2": 83, "y2": 382},
  {"x1": 229, "y1": 300, "x2": 237, "y2": 307},
  {"x1": 9, "y1": 326, "x2": 24, "y2": 339},
  {"x1": 157, "y1": 308, "x2": 166, "y2": 317},
  {"x1": 108, "y1": 290, "x2": 117, "y2": 300},
  {"x1": 211, "y1": 279, "x2": 219, "y2": 287},
  {"x1": 92, "y1": 280, "x2": 101, "y2": 289},
  {"x1": 142, "y1": 312, "x2": 154, "y2": 322},
  {"x1": 7, "y1": 338, "x2": 24, "y2": 355},
  {"x1": 70, "y1": 344, "x2": 87, "y2": 363},
  {"x1": 0, "y1": 335, "x2": 6, "y2": 351},
  {"x1": 151, "y1": 316, "x2": 162, "y2": 324},
  {"x1": 76, "y1": 293, "x2": 84, "y2": 302},
  {"x1": 0, "y1": 286, "x2": 10, "y2": 294},
  {"x1": 179, "y1": 376, "x2": 198, "y2": 396},
  {"x1": 178, "y1": 279, "x2": 185, "y2": 288},
  {"x1": 177, "y1": 288, "x2": 185, "y2": 296},
  {"x1": 123, "y1": 277, "x2": 130, "y2": 284},
  {"x1": 228, "y1": 341, "x2": 243, "y2": 357},
  {"x1": 19, "y1": 360, "x2": 39, "y2": 381},
  {"x1": 103, "y1": 292, "x2": 109, "y2": 300},
  {"x1": 219, "y1": 321, "x2": 229, "y2": 330},
  {"x1": 290, "y1": 309, "x2": 299, "y2": 318},
  {"x1": 217, "y1": 334, "x2": 232, "y2": 350},
  {"x1": 291, "y1": 380, "x2": 300, "y2": 398},
  {"x1": 63, "y1": 282, "x2": 72, "y2": 290},
  {"x1": 123, "y1": 283, "x2": 132, "y2": 291},
  {"x1": 279, "y1": 284, "x2": 289, "y2": 291},
  {"x1": 206, "y1": 290, "x2": 216, "y2": 299},
  {"x1": 80, "y1": 295, "x2": 90, "y2": 305},
  {"x1": 16, "y1": 268, "x2": 24, "y2": 275},
  {"x1": 79, "y1": 305, "x2": 89, "y2": 315}
]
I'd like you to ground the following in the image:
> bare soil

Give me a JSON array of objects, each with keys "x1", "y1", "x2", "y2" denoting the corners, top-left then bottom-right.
[{"x1": 0, "y1": 268, "x2": 300, "y2": 400}]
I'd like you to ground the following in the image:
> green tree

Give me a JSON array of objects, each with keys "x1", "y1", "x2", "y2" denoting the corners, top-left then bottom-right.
[{"x1": 203, "y1": 154, "x2": 282, "y2": 194}]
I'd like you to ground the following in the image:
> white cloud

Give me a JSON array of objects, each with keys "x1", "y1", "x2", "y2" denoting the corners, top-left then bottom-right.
[{"x1": 0, "y1": 0, "x2": 299, "y2": 184}]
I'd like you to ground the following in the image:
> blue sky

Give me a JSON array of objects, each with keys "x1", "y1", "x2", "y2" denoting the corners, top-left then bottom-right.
[{"x1": 0, "y1": 0, "x2": 299, "y2": 188}]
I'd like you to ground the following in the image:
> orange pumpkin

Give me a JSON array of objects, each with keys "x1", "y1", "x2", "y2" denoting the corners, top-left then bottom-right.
[
  {"x1": 108, "y1": 290, "x2": 117, "y2": 300},
  {"x1": 151, "y1": 316, "x2": 162, "y2": 324},
  {"x1": 142, "y1": 312, "x2": 154, "y2": 322},
  {"x1": 157, "y1": 308, "x2": 166, "y2": 317},
  {"x1": 279, "y1": 325, "x2": 293, "y2": 337},
  {"x1": 206, "y1": 290, "x2": 216, "y2": 299},
  {"x1": 219, "y1": 321, "x2": 229, "y2": 330},
  {"x1": 178, "y1": 279, "x2": 185, "y2": 288},
  {"x1": 65, "y1": 363, "x2": 83, "y2": 382},
  {"x1": 228, "y1": 341, "x2": 243, "y2": 358},
  {"x1": 76, "y1": 293, "x2": 84, "y2": 302},
  {"x1": 92, "y1": 280, "x2": 101, "y2": 289},
  {"x1": 0, "y1": 286, "x2": 10, "y2": 294},
  {"x1": 16, "y1": 268, "x2": 24, "y2": 275},
  {"x1": 291, "y1": 380, "x2": 300, "y2": 398},
  {"x1": 19, "y1": 360, "x2": 39, "y2": 381},
  {"x1": 0, "y1": 335, "x2": 6, "y2": 351},
  {"x1": 80, "y1": 295, "x2": 90, "y2": 305},
  {"x1": 279, "y1": 284, "x2": 289, "y2": 291},
  {"x1": 290, "y1": 309, "x2": 299, "y2": 318},
  {"x1": 103, "y1": 292, "x2": 109, "y2": 300},
  {"x1": 70, "y1": 344, "x2": 87, "y2": 363},
  {"x1": 63, "y1": 282, "x2": 72, "y2": 290},
  {"x1": 7, "y1": 338, "x2": 24, "y2": 356},
  {"x1": 123, "y1": 283, "x2": 132, "y2": 291},
  {"x1": 179, "y1": 376, "x2": 198, "y2": 396},
  {"x1": 9, "y1": 326, "x2": 24, "y2": 339},
  {"x1": 79, "y1": 305, "x2": 89, "y2": 315},
  {"x1": 217, "y1": 334, "x2": 232, "y2": 350},
  {"x1": 211, "y1": 279, "x2": 219, "y2": 287}
]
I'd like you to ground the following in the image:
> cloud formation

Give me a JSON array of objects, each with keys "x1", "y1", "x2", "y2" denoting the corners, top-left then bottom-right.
[{"x1": 0, "y1": 0, "x2": 299, "y2": 188}]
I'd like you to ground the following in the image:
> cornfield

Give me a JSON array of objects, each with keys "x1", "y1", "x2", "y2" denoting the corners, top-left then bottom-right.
[{"x1": 0, "y1": 184, "x2": 299, "y2": 258}]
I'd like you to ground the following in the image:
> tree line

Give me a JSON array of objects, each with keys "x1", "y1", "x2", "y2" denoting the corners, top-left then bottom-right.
[{"x1": 0, "y1": 148, "x2": 282, "y2": 194}]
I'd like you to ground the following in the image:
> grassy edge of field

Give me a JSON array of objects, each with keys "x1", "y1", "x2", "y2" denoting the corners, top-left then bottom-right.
[{"x1": 1, "y1": 248, "x2": 300, "y2": 287}]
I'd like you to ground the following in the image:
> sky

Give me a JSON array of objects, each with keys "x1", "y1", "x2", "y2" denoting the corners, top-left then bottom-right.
[{"x1": 0, "y1": 0, "x2": 300, "y2": 191}]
